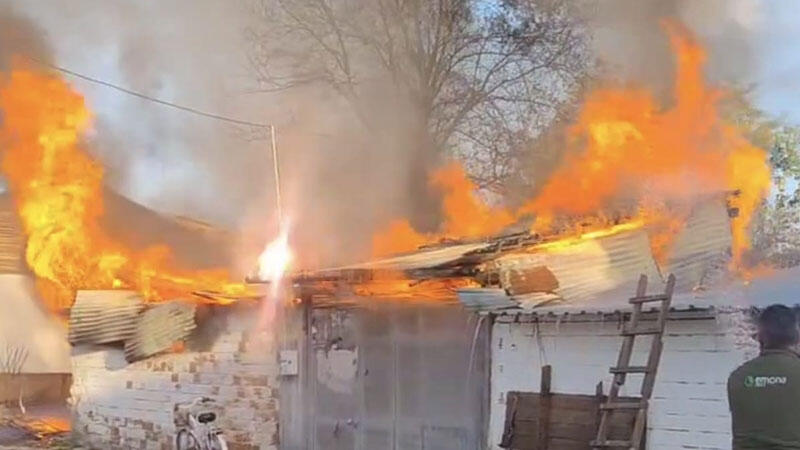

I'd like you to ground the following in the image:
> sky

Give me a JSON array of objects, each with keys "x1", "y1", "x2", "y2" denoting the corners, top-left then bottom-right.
[
  {"x1": 750, "y1": 3, "x2": 800, "y2": 123},
  {"x1": 3, "y1": 0, "x2": 800, "y2": 229}
]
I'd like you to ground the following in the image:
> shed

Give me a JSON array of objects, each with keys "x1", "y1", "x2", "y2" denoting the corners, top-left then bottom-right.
[
  {"x1": 478, "y1": 268, "x2": 800, "y2": 449},
  {"x1": 281, "y1": 196, "x2": 796, "y2": 450}
]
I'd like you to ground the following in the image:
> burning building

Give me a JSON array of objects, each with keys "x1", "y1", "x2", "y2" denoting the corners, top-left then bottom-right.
[
  {"x1": 266, "y1": 23, "x2": 787, "y2": 450},
  {"x1": 0, "y1": 10, "x2": 792, "y2": 450},
  {"x1": 271, "y1": 193, "x2": 799, "y2": 449}
]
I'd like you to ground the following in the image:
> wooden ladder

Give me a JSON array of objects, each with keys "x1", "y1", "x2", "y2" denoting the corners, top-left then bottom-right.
[{"x1": 591, "y1": 274, "x2": 676, "y2": 449}]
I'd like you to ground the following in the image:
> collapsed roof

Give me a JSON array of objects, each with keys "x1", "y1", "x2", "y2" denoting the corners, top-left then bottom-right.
[{"x1": 291, "y1": 198, "x2": 736, "y2": 312}]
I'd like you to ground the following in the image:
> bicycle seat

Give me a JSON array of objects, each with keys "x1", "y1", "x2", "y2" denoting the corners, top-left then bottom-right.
[{"x1": 197, "y1": 412, "x2": 216, "y2": 424}]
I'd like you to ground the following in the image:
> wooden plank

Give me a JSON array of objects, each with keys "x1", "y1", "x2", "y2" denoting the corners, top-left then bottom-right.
[
  {"x1": 503, "y1": 391, "x2": 640, "y2": 449},
  {"x1": 595, "y1": 274, "x2": 648, "y2": 448},
  {"x1": 628, "y1": 294, "x2": 668, "y2": 304},
  {"x1": 593, "y1": 382, "x2": 603, "y2": 443},
  {"x1": 539, "y1": 365, "x2": 553, "y2": 449}
]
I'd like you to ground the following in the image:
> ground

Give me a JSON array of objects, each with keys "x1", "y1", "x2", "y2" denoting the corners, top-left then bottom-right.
[{"x1": 0, "y1": 404, "x2": 73, "y2": 450}]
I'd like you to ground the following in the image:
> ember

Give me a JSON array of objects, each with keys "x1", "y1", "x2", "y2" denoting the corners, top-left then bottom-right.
[{"x1": 0, "y1": 67, "x2": 246, "y2": 309}]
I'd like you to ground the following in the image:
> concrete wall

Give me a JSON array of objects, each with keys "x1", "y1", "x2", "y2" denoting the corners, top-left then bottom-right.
[
  {"x1": 70, "y1": 307, "x2": 279, "y2": 450},
  {"x1": 0, "y1": 274, "x2": 71, "y2": 373},
  {"x1": 0, "y1": 373, "x2": 71, "y2": 405},
  {"x1": 489, "y1": 314, "x2": 753, "y2": 450}
]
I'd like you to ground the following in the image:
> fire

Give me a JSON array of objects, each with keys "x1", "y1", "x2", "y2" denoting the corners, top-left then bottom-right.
[
  {"x1": 257, "y1": 219, "x2": 293, "y2": 293},
  {"x1": 0, "y1": 67, "x2": 245, "y2": 310},
  {"x1": 372, "y1": 22, "x2": 771, "y2": 271},
  {"x1": 531, "y1": 220, "x2": 645, "y2": 252},
  {"x1": 353, "y1": 270, "x2": 478, "y2": 299},
  {"x1": 520, "y1": 22, "x2": 770, "y2": 266},
  {"x1": 372, "y1": 163, "x2": 514, "y2": 256}
]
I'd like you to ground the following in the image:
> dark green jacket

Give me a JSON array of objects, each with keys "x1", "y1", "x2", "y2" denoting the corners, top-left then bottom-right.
[{"x1": 728, "y1": 349, "x2": 800, "y2": 449}]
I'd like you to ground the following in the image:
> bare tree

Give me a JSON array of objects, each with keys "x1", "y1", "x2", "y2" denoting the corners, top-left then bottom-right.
[
  {"x1": 247, "y1": 0, "x2": 589, "y2": 208},
  {"x1": 1, "y1": 343, "x2": 28, "y2": 414},
  {"x1": 0, "y1": 343, "x2": 27, "y2": 374}
]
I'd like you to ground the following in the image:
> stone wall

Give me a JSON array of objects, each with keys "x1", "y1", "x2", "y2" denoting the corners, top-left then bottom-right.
[{"x1": 70, "y1": 308, "x2": 279, "y2": 450}]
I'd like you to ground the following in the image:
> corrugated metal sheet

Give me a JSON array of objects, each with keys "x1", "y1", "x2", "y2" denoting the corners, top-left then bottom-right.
[
  {"x1": 457, "y1": 198, "x2": 737, "y2": 314},
  {"x1": 335, "y1": 242, "x2": 492, "y2": 271},
  {"x1": 124, "y1": 300, "x2": 196, "y2": 362},
  {"x1": 493, "y1": 229, "x2": 662, "y2": 308},
  {"x1": 69, "y1": 291, "x2": 144, "y2": 345},
  {"x1": 456, "y1": 288, "x2": 517, "y2": 310},
  {"x1": 665, "y1": 199, "x2": 732, "y2": 292},
  {"x1": 0, "y1": 196, "x2": 26, "y2": 274}
]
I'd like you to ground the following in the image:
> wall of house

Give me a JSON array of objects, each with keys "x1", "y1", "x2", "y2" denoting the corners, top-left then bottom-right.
[
  {"x1": 70, "y1": 307, "x2": 279, "y2": 450},
  {"x1": 489, "y1": 313, "x2": 754, "y2": 450},
  {"x1": 0, "y1": 274, "x2": 71, "y2": 373}
]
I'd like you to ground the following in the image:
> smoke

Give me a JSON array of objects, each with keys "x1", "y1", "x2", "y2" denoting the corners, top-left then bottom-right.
[
  {"x1": 585, "y1": 0, "x2": 763, "y2": 96},
  {"x1": 0, "y1": 0, "x2": 772, "y2": 272},
  {"x1": 2, "y1": 0, "x2": 439, "y2": 271},
  {"x1": 0, "y1": 5, "x2": 52, "y2": 70},
  {"x1": 2, "y1": 1, "x2": 272, "y2": 226}
]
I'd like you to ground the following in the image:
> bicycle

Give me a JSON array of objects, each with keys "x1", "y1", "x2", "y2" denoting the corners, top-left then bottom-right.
[{"x1": 174, "y1": 396, "x2": 228, "y2": 450}]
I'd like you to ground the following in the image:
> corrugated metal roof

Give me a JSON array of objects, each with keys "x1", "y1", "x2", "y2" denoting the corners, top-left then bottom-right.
[
  {"x1": 455, "y1": 198, "x2": 742, "y2": 314},
  {"x1": 479, "y1": 267, "x2": 800, "y2": 316},
  {"x1": 331, "y1": 242, "x2": 492, "y2": 272},
  {"x1": 666, "y1": 199, "x2": 732, "y2": 292},
  {"x1": 124, "y1": 300, "x2": 196, "y2": 362},
  {"x1": 0, "y1": 196, "x2": 26, "y2": 274},
  {"x1": 493, "y1": 229, "x2": 662, "y2": 308},
  {"x1": 68, "y1": 290, "x2": 144, "y2": 345}
]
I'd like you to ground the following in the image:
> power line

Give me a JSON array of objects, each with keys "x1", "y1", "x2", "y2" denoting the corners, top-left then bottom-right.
[{"x1": 21, "y1": 55, "x2": 272, "y2": 129}]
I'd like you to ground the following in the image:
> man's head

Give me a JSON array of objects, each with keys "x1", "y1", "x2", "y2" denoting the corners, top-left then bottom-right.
[{"x1": 757, "y1": 304, "x2": 800, "y2": 350}]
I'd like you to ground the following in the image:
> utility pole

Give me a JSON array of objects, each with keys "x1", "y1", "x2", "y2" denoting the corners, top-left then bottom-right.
[{"x1": 270, "y1": 124, "x2": 283, "y2": 224}]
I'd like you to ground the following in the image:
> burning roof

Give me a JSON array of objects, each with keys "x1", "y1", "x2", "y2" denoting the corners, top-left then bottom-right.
[
  {"x1": 0, "y1": 68, "x2": 247, "y2": 311},
  {"x1": 368, "y1": 22, "x2": 770, "y2": 280},
  {"x1": 69, "y1": 290, "x2": 199, "y2": 362},
  {"x1": 292, "y1": 197, "x2": 733, "y2": 311}
]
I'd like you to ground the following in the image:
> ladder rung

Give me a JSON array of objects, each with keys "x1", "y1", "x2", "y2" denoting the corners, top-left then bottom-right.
[
  {"x1": 629, "y1": 294, "x2": 669, "y2": 304},
  {"x1": 601, "y1": 401, "x2": 644, "y2": 410},
  {"x1": 591, "y1": 440, "x2": 633, "y2": 448},
  {"x1": 621, "y1": 324, "x2": 662, "y2": 335},
  {"x1": 610, "y1": 365, "x2": 649, "y2": 374}
]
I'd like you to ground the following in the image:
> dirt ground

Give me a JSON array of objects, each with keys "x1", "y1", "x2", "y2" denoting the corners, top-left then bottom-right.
[{"x1": 0, "y1": 404, "x2": 73, "y2": 449}]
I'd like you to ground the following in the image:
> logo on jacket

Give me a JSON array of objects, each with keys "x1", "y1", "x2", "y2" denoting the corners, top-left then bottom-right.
[{"x1": 744, "y1": 375, "x2": 787, "y2": 387}]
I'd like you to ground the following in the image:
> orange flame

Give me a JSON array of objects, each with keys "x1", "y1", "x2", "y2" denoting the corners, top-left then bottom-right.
[
  {"x1": 0, "y1": 67, "x2": 245, "y2": 310},
  {"x1": 372, "y1": 163, "x2": 515, "y2": 256},
  {"x1": 520, "y1": 22, "x2": 769, "y2": 266},
  {"x1": 373, "y1": 22, "x2": 771, "y2": 271}
]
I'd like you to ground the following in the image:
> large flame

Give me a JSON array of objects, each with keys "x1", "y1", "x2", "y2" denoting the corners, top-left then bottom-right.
[
  {"x1": 372, "y1": 163, "x2": 515, "y2": 256},
  {"x1": 372, "y1": 22, "x2": 771, "y2": 269},
  {"x1": 0, "y1": 67, "x2": 245, "y2": 310}
]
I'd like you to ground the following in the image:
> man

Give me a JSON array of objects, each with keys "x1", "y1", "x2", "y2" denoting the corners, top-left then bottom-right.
[{"x1": 728, "y1": 304, "x2": 800, "y2": 449}]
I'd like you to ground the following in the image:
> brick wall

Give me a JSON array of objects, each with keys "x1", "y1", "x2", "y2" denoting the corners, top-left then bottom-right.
[{"x1": 70, "y1": 310, "x2": 279, "y2": 450}]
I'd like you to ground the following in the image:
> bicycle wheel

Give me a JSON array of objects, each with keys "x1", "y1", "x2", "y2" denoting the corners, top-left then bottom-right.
[
  {"x1": 175, "y1": 428, "x2": 201, "y2": 450},
  {"x1": 210, "y1": 433, "x2": 228, "y2": 450}
]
